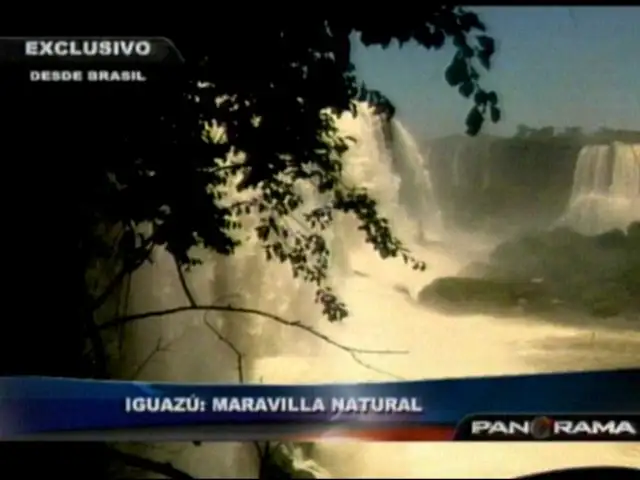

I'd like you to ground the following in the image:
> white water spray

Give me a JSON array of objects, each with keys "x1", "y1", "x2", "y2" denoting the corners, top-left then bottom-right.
[{"x1": 561, "y1": 142, "x2": 640, "y2": 235}]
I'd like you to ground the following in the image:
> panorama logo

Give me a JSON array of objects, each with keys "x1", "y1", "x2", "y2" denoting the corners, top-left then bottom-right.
[{"x1": 469, "y1": 415, "x2": 638, "y2": 440}]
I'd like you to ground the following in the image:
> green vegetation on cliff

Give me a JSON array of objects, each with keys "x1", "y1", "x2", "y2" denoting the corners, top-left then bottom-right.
[{"x1": 418, "y1": 222, "x2": 640, "y2": 318}]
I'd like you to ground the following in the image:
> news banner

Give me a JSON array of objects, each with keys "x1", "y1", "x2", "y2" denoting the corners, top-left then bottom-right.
[
  {"x1": 0, "y1": 36, "x2": 184, "y2": 84},
  {"x1": 1, "y1": 369, "x2": 638, "y2": 442}
]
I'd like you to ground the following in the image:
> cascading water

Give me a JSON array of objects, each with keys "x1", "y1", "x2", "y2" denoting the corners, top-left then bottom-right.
[
  {"x1": 440, "y1": 139, "x2": 493, "y2": 192},
  {"x1": 333, "y1": 104, "x2": 441, "y2": 240},
  {"x1": 113, "y1": 104, "x2": 640, "y2": 478},
  {"x1": 387, "y1": 120, "x2": 443, "y2": 241},
  {"x1": 560, "y1": 142, "x2": 640, "y2": 235}
]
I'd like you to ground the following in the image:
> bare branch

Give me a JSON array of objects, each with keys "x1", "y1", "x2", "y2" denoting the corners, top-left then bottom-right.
[
  {"x1": 109, "y1": 448, "x2": 194, "y2": 480},
  {"x1": 173, "y1": 255, "x2": 197, "y2": 307},
  {"x1": 102, "y1": 305, "x2": 406, "y2": 356},
  {"x1": 203, "y1": 316, "x2": 245, "y2": 383},
  {"x1": 345, "y1": 354, "x2": 405, "y2": 380},
  {"x1": 110, "y1": 255, "x2": 407, "y2": 382},
  {"x1": 117, "y1": 273, "x2": 133, "y2": 354},
  {"x1": 183, "y1": 266, "x2": 266, "y2": 461},
  {"x1": 201, "y1": 316, "x2": 272, "y2": 474},
  {"x1": 208, "y1": 161, "x2": 248, "y2": 175},
  {"x1": 83, "y1": 312, "x2": 109, "y2": 379},
  {"x1": 127, "y1": 336, "x2": 178, "y2": 380}
]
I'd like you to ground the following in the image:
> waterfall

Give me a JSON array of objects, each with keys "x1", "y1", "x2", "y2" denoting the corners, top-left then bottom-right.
[
  {"x1": 112, "y1": 101, "x2": 441, "y2": 477},
  {"x1": 387, "y1": 119, "x2": 442, "y2": 240},
  {"x1": 443, "y1": 139, "x2": 493, "y2": 191},
  {"x1": 561, "y1": 142, "x2": 640, "y2": 235},
  {"x1": 332, "y1": 104, "x2": 442, "y2": 244}
]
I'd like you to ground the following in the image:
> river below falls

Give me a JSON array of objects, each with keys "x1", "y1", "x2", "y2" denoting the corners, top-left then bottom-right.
[{"x1": 252, "y1": 244, "x2": 640, "y2": 478}]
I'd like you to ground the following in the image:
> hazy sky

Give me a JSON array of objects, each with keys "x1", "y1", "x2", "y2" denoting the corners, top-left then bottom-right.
[{"x1": 351, "y1": 7, "x2": 640, "y2": 139}]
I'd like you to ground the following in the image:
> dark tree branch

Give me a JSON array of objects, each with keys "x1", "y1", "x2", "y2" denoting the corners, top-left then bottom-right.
[
  {"x1": 201, "y1": 314, "x2": 267, "y2": 462},
  {"x1": 84, "y1": 229, "x2": 159, "y2": 378},
  {"x1": 203, "y1": 316, "x2": 245, "y2": 383},
  {"x1": 208, "y1": 161, "x2": 248, "y2": 175},
  {"x1": 90, "y1": 231, "x2": 157, "y2": 313},
  {"x1": 108, "y1": 254, "x2": 407, "y2": 379},
  {"x1": 83, "y1": 312, "x2": 109, "y2": 379},
  {"x1": 202, "y1": 316, "x2": 282, "y2": 476},
  {"x1": 103, "y1": 305, "x2": 404, "y2": 357},
  {"x1": 110, "y1": 448, "x2": 194, "y2": 480},
  {"x1": 173, "y1": 255, "x2": 197, "y2": 307},
  {"x1": 117, "y1": 272, "x2": 133, "y2": 353},
  {"x1": 127, "y1": 335, "x2": 179, "y2": 380},
  {"x1": 174, "y1": 255, "x2": 247, "y2": 383},
  {"x1": 107, "y1": 259, "x2": 404, "y2": 357},
  {"x1": 179, "y1": 261, "x2": 265, "y2": 463}
]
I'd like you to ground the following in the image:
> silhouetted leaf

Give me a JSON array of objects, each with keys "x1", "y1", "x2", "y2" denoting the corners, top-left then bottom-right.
[
  {"x1": 458, "y1": 12, "x2": 485, "y2": 32},
  {"x1": 477, "y1": 35, "x2": 495, "y2": 54},
  {"x1": 453, "y1": 35, "x2": 474, "y2": 58},
  {"x1": 477, "y1": 35, "x2": 495, "y2": 69},
  {"x1": 490, "y1": 105, "x2": 501, "y2": 123},
  {"x1": 444, "y1": 54, "x2": 468, "y2": 87},
  {"x1": 474, "y1": 90, "x2": 488, "y2": 105},
  {"x1": 459, "y1": 81, "x2": 474, "y2": 98},
  {"x1": 466, "y1": 106, "x2": 484, "y2": 136}
]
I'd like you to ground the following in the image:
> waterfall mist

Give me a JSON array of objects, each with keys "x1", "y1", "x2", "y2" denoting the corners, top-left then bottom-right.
[
  {"x1": 112, "y1": 104, "x2": 640, "y2": 478},
  {"x1": 560, "y1": 143, "x2": 640, "y2": 235}
]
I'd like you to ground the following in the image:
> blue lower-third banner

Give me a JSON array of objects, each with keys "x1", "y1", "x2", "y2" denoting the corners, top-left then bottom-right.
[{"x1": 0, "y1": 369, "x2": 638, "y2": 441}]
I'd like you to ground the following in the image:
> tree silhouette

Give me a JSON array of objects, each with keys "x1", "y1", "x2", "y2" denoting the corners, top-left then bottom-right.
[
  {"x1": 562, "y1": 126, "x2": 584, "y2": 138},
  {"x1": 101, "y1": 15, "x2": 499, "y2": 325},
  {"x1": 5, "y1": 12, "x2": 501, "y2": 478},
  {"x1": 532, "y1": 126, "x2": 555, "y2": 138}
]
